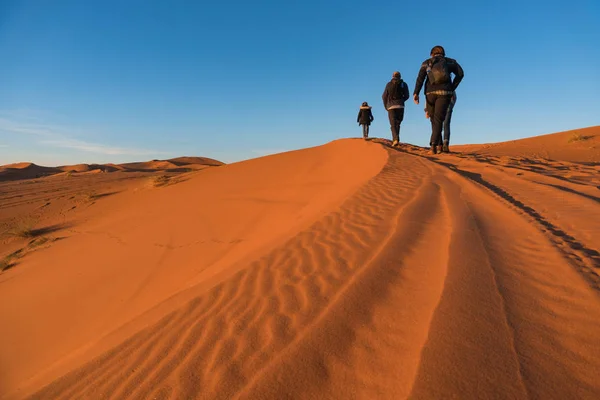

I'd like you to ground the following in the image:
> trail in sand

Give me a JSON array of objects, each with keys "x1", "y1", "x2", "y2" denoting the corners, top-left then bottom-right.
[{"x1": 1, "y1": 133, "x2": 600, "y2": 399}]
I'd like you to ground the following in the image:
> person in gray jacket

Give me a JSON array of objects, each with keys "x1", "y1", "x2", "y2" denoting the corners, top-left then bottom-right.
[{"x1": 382, "y1": 71, "x2": 409, "y2": 147}]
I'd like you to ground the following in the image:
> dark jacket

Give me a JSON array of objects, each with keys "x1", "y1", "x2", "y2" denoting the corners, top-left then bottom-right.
[
  {"x1": 382, "y1": 77, "x2": 410, "y2": 111},
  {"x1": 357, "y1": 106, "x2": 374, "y2": 125},
  {"x1": 424, "y1": 78, "x2": 458, "y2": 102},
  {"x1": 414, "y1": 55, "x2": 464, "y2": 96}
]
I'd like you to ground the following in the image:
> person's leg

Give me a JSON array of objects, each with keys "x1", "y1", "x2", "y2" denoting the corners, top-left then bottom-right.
[
  {"x1": 388, "y1": 110, "x2": 399, "y2": 144},
  {"x1": 362, "y1": 124, "x2": 369, "y2": 138},
  {"x1": 395, "y1": 108, "x2": 404, "y2": 143},
  {"x1": 429, "y1": 94, "x2": 451, "y2": 153},
  {"x1": 429, "y1": 120, "x2": 435, "y2": 151},
  {"x1": 443, "y1": 102, "x2": 453, "y2": 151},
  {"x1": 392, "y1": 109, "x2": 401, "y2": 144},
  {"x1": 425, "y1": 96, "x2": 436, "y2": 150}
]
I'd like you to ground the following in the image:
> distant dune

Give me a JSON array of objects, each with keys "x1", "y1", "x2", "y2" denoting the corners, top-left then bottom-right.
[
  {"x1": 119, "y1": 156, "x2": 224, "y2": 172},
  {"x1": 0, "y1": 163, "x2": 62, "y2": 181},
  {"x1": 453, "y1": 125, "x2": 600, "y2": 163},
  {"x1": 56, "y1": 164, "x2": 123, "y2": 173},
  {"x1": 0, "y1": 156, "x2": 225, "y2": 182},
  {"x1": 1, "y1": 128, "x2": 599, "y2": 400},
  {"x1": 167, "y1": 156, "x2": 224, "y2": 167}
]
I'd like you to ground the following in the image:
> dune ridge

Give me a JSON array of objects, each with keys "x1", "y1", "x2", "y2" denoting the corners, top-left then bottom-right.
[
  {"x1": 1, "y1": 129, "x2": 599, "y2": 399},
  {"x1": 0, "y1": 139, "x2": 388, "y2": 399}
]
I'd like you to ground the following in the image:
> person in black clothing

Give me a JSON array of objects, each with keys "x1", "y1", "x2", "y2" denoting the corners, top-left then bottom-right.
[
  {"x1": 382, "y1": 71, "x2": 410, "y2": 147},
  {"x1": 424, "y1": 78, "x2": 457, "y2": 150},
  {"x1": 413, "y1": 46, "x2": 464, "y2": 154},
  {"x1": 357, "y1": 101, "x2": 374, "y2": 139}
]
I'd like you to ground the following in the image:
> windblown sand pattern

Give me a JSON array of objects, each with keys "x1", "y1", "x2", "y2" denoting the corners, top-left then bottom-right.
[{"x1": 1, "y1": 129, "x2": 599, "y2": 399}]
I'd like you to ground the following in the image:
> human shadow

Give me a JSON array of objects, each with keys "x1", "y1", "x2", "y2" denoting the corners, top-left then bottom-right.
[
  {"x1": 28, "y1": 223, "x2": 73, "y2": 237},
  {"x1": 88, "y1": 191, "x2": 120, "y2": 200}
]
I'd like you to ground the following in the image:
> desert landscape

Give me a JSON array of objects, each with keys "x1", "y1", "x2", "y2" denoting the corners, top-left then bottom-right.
[{"x1": 1, "y1": 126, "x2": 599, "y2": 399}]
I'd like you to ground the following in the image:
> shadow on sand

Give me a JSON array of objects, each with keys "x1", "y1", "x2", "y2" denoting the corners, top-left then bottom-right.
[{"x1": 438, "y1": 161, "x2": 600, "y2": 291}]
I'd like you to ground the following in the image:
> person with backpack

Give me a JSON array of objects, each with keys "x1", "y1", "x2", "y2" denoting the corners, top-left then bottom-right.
[
  {"x1": 382, "y1": 71, "x2": 409, "y2": 147},
  {"x1": 413, "y1": 46, "x2": 464, "y2": 154},
  {"x1": 357, "y1": 101, "x2": 374, "y2": 139},
  {"x1": 424, "y1": 78, "x2": 458, "y2": 150}
]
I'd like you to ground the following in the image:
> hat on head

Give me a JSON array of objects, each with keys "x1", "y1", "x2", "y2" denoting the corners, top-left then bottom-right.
[
  {"x1": 362, "y1": 101, "x2": 368, "y2": 106},
  {"x1": 393, "y1": 71, "x2": 401, "y2": 78}
]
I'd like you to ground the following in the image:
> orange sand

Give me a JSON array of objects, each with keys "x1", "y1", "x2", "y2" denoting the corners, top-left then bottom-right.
[{"x1": 1, "y1": 129, "x2": 599, "y2": 399}]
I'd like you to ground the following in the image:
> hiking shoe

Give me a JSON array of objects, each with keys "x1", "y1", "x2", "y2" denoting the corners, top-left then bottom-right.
[
  {"x1": 442, "y1": 142, "x2": 450, "y2": 153},
  {"x1": 392, "y1": 140, "x2": 399, "y2": 147},
  {"x1": 437, "y1": 145, "x2": 443, "y2": 154},
  {"x1": 429, "y1": 146, "x2": 437, "y2": 155}
]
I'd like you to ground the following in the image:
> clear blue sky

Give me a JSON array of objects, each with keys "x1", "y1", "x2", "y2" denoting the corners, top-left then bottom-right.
[{"x1": 1, "y1": 0, "x2": 598, "y2": 166}]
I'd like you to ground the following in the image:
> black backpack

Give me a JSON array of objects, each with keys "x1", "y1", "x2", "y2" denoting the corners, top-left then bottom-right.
[
  {"x1": 427, "y1": 57, "x2": 451, "y2": 85},
  {"x1": 390, "y1": 79, "x2": 405, "y2": 100}
]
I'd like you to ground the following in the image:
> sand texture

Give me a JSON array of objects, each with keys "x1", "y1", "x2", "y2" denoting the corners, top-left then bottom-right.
[{"x1": 1, "y1": 129, "x2": 599, "y2": 399}]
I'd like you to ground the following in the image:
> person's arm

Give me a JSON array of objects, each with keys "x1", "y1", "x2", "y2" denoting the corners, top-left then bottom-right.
[
  {"x1": 369, "y1": 110, "x2": 374, "y2": 122},
  {"x1": 413, "y1": 62, "x2": 427, "y2": 104},
  {"x1": 402, "y1": 81, "x2": 410, "y2": 102},
  {"x1": 357, "y1": 110, "x2": 361, "y2": 123},
  {"x1": 450, "y1": 60, "x2": 464, "y2": 91},
  {"x1": 382, "y1": 83, "x2": 389, "y2": 110}
]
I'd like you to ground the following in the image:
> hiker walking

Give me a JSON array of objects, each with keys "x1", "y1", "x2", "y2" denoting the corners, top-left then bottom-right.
[
  {"x1": 357, "y1": 101, "x2": 374, "y2": 139},
  {"x1": 413, "y1": 46, "x2": 464, "y2": 154},
  {"x1": 382, "y1": 71, "x2": 409, "y2": 147},
  {"x1": 424, "y1": 78, "x2": 458, "y2": 151}
]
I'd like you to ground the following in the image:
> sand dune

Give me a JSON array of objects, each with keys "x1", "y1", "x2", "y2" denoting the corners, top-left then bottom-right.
[
  {"x1": 57, "y1": 164, "x2": 122, "y2": 174},
  {"x1": 0, "y1": 163, "x2": 62, "y2": 181},
  {"x1": 454, "y1": 125, "x2": 600, "y2": 163},
  {"x1": 168, "y1": 157, "x2": 224, "y2": 167},
  {"x1": 0, "y1": 156, "x2": 223, "y2": 182},
  {"x1": 58, "y1": 164, "x2": 96, "y2": 173},
  {"x1": 118, "y1": 160, "x2": 181, "y2": 171},
  {"x1": 118, "y1": 157, "x2": 224, "y2": 172},
  {"x1": 1, "y1": 130, "x2": 599, "y2": 399}
]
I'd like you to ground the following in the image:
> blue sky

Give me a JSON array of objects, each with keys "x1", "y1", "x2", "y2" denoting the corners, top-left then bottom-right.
[{"x1": 1, "y1": 0, "x2": 598, "y2": 166}]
